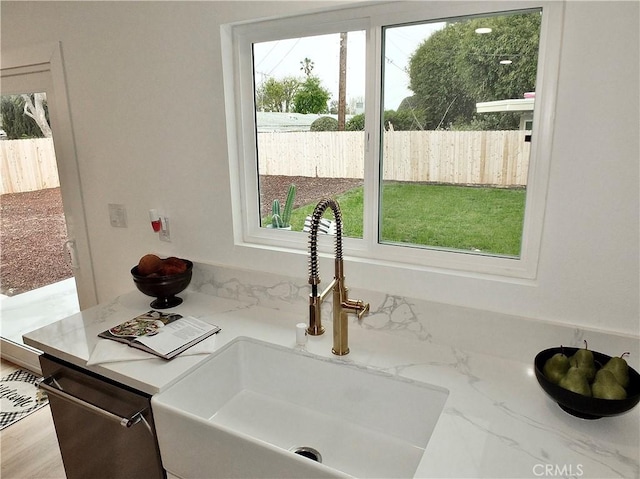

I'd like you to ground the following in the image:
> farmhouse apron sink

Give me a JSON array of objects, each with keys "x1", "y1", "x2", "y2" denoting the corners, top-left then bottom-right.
[{"x1": 152, "y1": 337, "x2": 449, "y2": 478}]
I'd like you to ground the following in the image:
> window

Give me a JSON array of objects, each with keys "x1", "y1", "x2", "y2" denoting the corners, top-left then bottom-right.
[
  {"x1": 223, "y1": 1, "x2": 562, "y2": 278},
  {"x1": 252, "y1": 31, "x2": 366, "y2": 238},
  {"x1": 380, "y1": 10, "x2": 541, "y2": 257}
]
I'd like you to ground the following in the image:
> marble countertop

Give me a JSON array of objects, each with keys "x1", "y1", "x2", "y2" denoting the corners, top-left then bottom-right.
[{"x1": 23, "y1": 289, "x2": 639, "y2": 478}]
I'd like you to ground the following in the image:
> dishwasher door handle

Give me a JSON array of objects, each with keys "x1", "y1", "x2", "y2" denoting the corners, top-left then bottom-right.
[{"x1": 37, "y1": 375, "x2": 148, "y2": 428}]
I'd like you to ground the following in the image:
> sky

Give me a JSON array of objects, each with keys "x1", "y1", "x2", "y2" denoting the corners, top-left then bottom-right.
[{"x1": 253, "y1": 22, "x2": 444, "y2": 111}]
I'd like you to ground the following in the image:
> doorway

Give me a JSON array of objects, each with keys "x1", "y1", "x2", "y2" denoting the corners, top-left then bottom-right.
[
  {"x1": 0, "y1": 43, "x2": 97, "y2": 372},
  {"x1": 1, "y1": 92, "x2": 79, "y2": 353}
]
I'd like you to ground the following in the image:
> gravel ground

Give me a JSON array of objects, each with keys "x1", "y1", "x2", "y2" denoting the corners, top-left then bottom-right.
[
  {"x1": 259, "y1": 175, "x2": 362, "y2": 218},
  {"x1": 0, "y1": 177, "x2": 362, "y2": 296},
  {"x1": 1, "y1": 188, "x2": 73, "y2": 296}
]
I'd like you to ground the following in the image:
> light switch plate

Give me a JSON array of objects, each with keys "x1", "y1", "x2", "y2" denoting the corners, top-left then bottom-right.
[{"x1": 108, "y1": 203, "x2": 127, "y2": 228}]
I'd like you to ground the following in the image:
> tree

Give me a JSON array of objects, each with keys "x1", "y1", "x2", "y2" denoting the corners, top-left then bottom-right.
[
  {"x1": 280, "y1": 77, "x2": 301, "y2": 113},
  {"x1": 22, "y1": 93, "x2": 52, "y2": 137},
  {"x1": 408, "y1": 11, "x2": 541, "y2": 130},
  {"x1": 330, "y1": 99, "x2": 357, "y2": 115},
  {"x1": 256, "y1": 78, "x2": 282, "y2": 112},
  {"x1": 456, "y1": 14, "x2": 541, "y2": 101},
  {"x1": 292, "y1": 76, "x2": 331, "y2": 114},
  {"x1": 1, "y1": 95, "x2": 50, "y2": 139},
  {"x1": 398, "y1": 95, "x2": 419, "y2": 111},
  {"x1": 394, "y1": 96, "x2": 426, "y2": 130},
  {"x1": 383, "y1": 110, "x2": 424, "y2": 131},
  {"x1": 300, "y1": 57, "x2": 314, "y2": 77},
  {"x1": 345, "y1": 113, "x2": 365, "y2": 131},
  {"x1": 346, "y1": 111, "x2": 423, "y2": 132},
  {"x1": 256, "y1": 76, "x2": 300, "y2": 112},
  {"x1": 408, "y1": 24, "x2": 476, "y2": 130}
]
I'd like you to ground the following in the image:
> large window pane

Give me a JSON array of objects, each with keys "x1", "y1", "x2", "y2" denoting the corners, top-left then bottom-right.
[
  {"x1": 380, "y1": 10, "x2": 542, "y2": 257},
  {"x1": 252, "y1": 32, "x2": 365, "y2": 237}
]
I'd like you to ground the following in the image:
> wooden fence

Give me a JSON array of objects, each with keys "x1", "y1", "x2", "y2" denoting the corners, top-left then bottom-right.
[
  {"x1": 258, "y1": 130, "x2": 530, "y2": 186},
  {"x1": 0, "y1": 130, "x2": 530, "y2": 194},
  {"x1": 0, "y1": 138, "x2": 59, "y2": 194}
]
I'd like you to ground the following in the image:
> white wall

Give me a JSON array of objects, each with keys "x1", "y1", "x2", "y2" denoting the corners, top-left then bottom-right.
[{"x1": 1, "y1": 1, "x2": 638, "y2": 336}]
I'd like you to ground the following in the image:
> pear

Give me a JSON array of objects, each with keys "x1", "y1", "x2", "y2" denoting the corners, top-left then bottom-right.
[
  {"x1": 558, "y1": 366, "x2": 591, "y2": 396},
  {"x1": 601, "y1": 353, "x2": 630, "y2": 388},
  {"x1": 569, "y1": 341, "x2": 596, "y2": 382},
  {"x1": 543, "y1": 352, "x2": 570, "y2": 384},
  {"x1": 592, "y1": 369, "x2": 627, "y2": 400}
]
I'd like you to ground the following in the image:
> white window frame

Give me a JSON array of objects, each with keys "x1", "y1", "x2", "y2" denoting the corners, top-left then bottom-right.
[{"x1": 222, "y1": 1, "x2": 564, "y2": 280}]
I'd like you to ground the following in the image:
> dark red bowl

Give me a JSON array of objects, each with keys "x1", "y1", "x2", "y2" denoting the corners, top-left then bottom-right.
[
  {"x1": 534, "y1": 347, "x2": 640, "y2": 419},
  {"x1": 131, "y1": 259, "x2": 193, "y2": 309}
]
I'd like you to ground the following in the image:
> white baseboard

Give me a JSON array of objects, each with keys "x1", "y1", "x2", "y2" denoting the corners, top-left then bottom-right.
[{"x1": 0, "y1": 338, "x2": 42, "y2": 375}]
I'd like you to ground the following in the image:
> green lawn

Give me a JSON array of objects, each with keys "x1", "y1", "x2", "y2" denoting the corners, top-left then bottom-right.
[{"x1": 268, "y1": 183, "x2": 526, "y2": 257}]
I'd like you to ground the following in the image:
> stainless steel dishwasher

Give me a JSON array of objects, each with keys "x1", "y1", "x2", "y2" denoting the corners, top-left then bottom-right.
[{"x1": 38, "y1": 354, "x2": 165, "y2": 479}]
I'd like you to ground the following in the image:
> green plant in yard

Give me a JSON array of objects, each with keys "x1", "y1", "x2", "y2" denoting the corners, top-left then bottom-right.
[
  {"x1": 310, "y1": 116, "x2": 338, "y2": 131},
  {"x1": 271, "y1": 182, "x2": 525, "y2": 256},
  {"x1": 271, "y1": 199, "x2": 283, "y2": 227},
  {"x1": 270, "y1": 184, "x2": 297, "y2": 228}
]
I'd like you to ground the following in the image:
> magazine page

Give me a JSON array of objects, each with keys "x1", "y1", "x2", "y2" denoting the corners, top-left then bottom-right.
[
  {"x1": 133, "y1": 316, "x2": 220, "y2": 357},
  {"x1": 99, "y1": 310, "x2": 183, "y2": 343}
]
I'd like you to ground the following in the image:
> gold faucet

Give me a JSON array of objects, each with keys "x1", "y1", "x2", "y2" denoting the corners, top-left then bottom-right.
[{"x1": 307, "y1": 198, "x2": 369, "y2": 355}]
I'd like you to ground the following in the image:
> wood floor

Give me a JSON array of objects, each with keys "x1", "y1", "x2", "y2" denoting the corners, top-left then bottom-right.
[{"x1": 1, "y1": 359, "x2": 66, "y2": 479}]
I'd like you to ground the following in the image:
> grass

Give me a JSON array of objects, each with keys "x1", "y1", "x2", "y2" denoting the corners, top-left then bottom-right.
[
  {"x1": 280, "y1": 186, "x2": 364, "y2": 236},
  {"x1": 379, "y1": 183, "x2": 525, "y2": 256},
  {"x1": 266, "y1": 183, "x2": 526, "y2": 257}
]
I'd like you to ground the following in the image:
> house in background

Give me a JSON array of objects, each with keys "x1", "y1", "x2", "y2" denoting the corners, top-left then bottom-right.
[
  {"x1": 476, "y1": 92, "x2": 535, "y2": 131},
  {"x1": 257, "y1": 112, "x2": 352, "y2": 132}
]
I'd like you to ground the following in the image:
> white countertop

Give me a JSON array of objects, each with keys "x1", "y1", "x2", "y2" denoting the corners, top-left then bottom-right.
[{"x1": 24, "y1": 289, "x2": 639, "y2": 478}]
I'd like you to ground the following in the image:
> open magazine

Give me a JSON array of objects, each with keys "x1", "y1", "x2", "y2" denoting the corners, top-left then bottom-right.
[{"x1": 98, "y1": 310, "x2": 221, "y2": 360}]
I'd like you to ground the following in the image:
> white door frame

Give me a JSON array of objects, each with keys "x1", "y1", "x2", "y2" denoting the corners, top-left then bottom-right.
[{"x1": 1, "y1": 42, "x2": 98, "y2": 371}]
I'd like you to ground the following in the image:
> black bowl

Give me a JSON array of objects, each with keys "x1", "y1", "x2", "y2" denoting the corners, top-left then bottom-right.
[
  {"x1": 131, "y1": 259, "x2": 193, "y2": 309},
  {"x1": 534, "y1": 347, "x2": 640, "y2": 419}
]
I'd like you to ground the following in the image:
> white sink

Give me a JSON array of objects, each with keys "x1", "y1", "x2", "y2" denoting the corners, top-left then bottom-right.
[{"x1": 152, "y1": 337, "x2": 448, "y2": 478}]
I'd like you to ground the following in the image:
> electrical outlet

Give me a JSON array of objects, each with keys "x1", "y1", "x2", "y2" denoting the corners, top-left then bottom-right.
[
  {"x1": 159, "y1": 217, "x2": 171, "y2": 242},
  {"x1": 108, "y1": 203, "x2": 127, "y2": 228}
]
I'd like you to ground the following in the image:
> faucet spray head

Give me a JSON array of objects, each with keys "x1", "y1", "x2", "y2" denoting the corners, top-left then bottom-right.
[
  {"x1": 307, "y1": 198, "x2": 343, "y2": 283},
  {"x1": 307, "y1": 198, "x2": 344, "y2": 337}
]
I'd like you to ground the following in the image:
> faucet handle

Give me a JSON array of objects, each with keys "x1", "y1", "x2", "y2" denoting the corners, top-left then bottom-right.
[
  {"x1": 340, "y1": 298, "x2": 369, "y2": 321},
  {"x1": 357, "y1": 302, "x2": 370, "y2": 321},
  {"x1": 344, "y1": 298, "x2": 369, "y2": 321}
]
